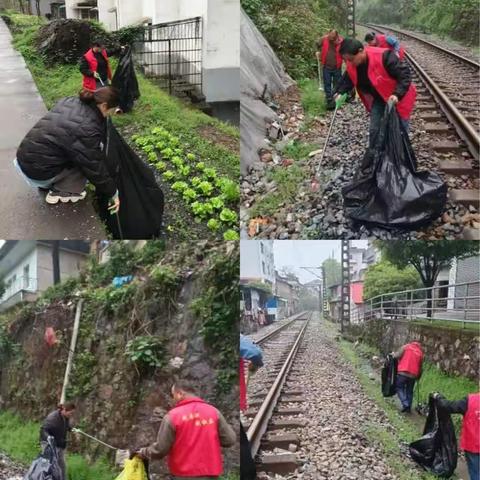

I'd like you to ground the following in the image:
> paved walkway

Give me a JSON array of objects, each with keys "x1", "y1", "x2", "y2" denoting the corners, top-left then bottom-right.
[{"x1": 0, "y1": 19, "x2": 105, "y2": 239}]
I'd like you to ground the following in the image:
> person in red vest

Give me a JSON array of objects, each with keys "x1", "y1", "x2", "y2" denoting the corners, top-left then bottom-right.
[
  {"x1": 364, "y1": 31, "x2": 405, "y2": 60},
  {"x1": 315, "y1": 30, "x2": 344, "y2": 110},
  {"x1": 133, "y1": 382, "x2": 236, "y2": 479},
  {"x1": 434, "y1": 392, "x2": 480, "y2": 480},
  {"x1": 393, "y1": 341, "x2": 424, "y2": 413},
  {"x1": 334, "y1": 38, "x2": 416, "y2": 151},
  {"x1": 79, "y1": 41, "x2": 113, "y2": 91}
]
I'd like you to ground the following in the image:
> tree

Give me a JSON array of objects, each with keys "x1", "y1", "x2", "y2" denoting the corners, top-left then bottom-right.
[
  {"x1": 363, "y1": 261, "x2": 422, "y2": 300},
  {"x1": 322, "y1": 257, "x2": 341, "y2": 288},
  {"x1": 377, "y1": 240, "x2": 479, "y2": 317}
]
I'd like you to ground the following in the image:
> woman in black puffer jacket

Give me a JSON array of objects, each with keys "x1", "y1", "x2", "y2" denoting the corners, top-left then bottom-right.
[{"x1": 15, "y1": 87, "x2": 120, "y2": 213}]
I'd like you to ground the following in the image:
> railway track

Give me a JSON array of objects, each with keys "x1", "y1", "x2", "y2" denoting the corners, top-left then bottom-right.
[
  {"x1": 244, "y1": 311, "x2": 312, "y2": 476},
  {"x1": 361, "y1": 23, "x2": 480, "y2": 239}
]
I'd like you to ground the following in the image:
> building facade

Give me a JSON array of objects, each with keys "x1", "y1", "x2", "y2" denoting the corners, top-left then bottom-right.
[
  {"x1": 0, "y1": 241, "x2": 90, "y2": 311},
  {"x1": 61, "y1": 0, "x2": 239, "y2": 103}
]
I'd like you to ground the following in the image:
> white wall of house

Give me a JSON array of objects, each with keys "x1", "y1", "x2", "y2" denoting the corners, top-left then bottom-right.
[
  {"x1": 0, "y1": 249, "x2": 38, "y2": 303},
  {"x1": 240, "y1": 240, "x2": 275, "y2": 284},
  {"x1": 202, "y1": 0, "x2": 239, "y2": 102}
]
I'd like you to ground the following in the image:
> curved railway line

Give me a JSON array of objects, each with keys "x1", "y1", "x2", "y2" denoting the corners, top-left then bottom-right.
[
  {"x1": 244, "y1": 311, "x2": 312, "y2": 476},
  {"x1": 360, "y1": 23, "x2": 480, "y2": 239}
]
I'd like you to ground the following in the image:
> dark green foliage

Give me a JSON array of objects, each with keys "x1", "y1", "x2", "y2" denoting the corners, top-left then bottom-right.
[
  {"x1": 88, "y1": 243, "x2": 137, "y2": 287},
  {"x1": 376, "y1": 240, "x2": 479, "y2": 288},
  {"x1": 135, "y1": 240, "x2": 166, "y2": 266},
  {"x1": 363, "y1": 261, "x2": 422, "y2": 300},
  {"x1": 191, "y1": 248, "x2": 239, "y2": 395},
  {"x1": 39, "y1": 277, "x2": 81, "y2": 305},
  {"x1": 68, "y1": 351, "x2": 97, "y2": 398},
  {"x1": 125, "y1": 336, "x2": 167, "y2": 369},
  {"x1": 243, "y1": 0, "x2": 347, "y2": 79},
  {"x1": 358, "y1": 0, "x2": 479, "y2": 46},
  {"x1": 0, "y1": 326, "x2": 19, "y2": 363}
]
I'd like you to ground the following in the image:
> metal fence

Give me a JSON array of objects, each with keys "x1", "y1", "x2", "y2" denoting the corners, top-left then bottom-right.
[
  {"x1": 133, "y1": 17, "x2": 203, "y2": 98},
  {"x1": 0, "y1": 276, "x2": 37, "y2": 303},
  {"x1": 351, "y1": 280, "x2": 480, "y2": 328}
]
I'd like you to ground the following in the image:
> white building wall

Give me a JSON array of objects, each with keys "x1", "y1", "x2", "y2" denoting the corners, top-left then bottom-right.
[
  {"x1": 0, "y1": 249, "x2": 37, "y2": 302},
  {"x1": 240, "y1": 240, "x2": 274, "y2": 284},
  {"x1": 97, "y1": 0, "x2": 116, "y2": 31}
]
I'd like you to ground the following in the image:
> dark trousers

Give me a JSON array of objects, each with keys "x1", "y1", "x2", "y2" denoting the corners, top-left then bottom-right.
[
  {"x1": 369, "y1": 97, "x2": 410, "y2": 148},
  {"x1": 322, "y1": 67, "x2": 342, "y2": 100},
  {"x1": 466, "y1": 452, "x2": 479, "y2": 480},
  {"x1": 240, "y1": 423, "x2": 256, "y2": 479},
  {"x1": 396, "y1": 374, "x2": 415, "y2": 409}
]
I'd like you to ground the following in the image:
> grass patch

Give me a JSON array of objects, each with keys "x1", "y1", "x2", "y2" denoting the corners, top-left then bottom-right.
[
  {"x1": 0, "y1": 410, "x2": 116, "y2": 480},
  {"x1": 331, "y1": 320, "x2": 477, "y2": 479},
  {"x1": 298, "y1": 78, "x2": 327, "y2": 117},
  {"x1": 250, "y1": 163, "x2": 307, "y2": 218},
  {"x1": 282, "y1": 139, "x2": 319, "y2": 161},
  {"x1": 413, "y1": 318, "x2": 480, "y2": 332},
  {"x1": 336, "y1": 339, "x2": 442, "y2": 480}
]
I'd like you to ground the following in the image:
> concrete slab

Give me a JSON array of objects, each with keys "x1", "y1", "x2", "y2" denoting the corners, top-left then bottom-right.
[{"x1": 0, "y1": 18, "x2": 106, "y2": 239}]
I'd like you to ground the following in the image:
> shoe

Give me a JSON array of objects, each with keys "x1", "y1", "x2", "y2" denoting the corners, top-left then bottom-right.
[
  {"x1": 45, "y1": 190, "x2": 87, "y2": 204},
  {"x1": 401, "y1": 406, "x2": 411, "y2": 413},
  {"x1": 326, "y1": 99, "x2": 335, "y2": 111}
]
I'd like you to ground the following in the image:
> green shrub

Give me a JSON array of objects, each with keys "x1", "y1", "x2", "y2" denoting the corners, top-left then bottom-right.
[{"x1": 125, "y1": 336, "x2": 167, "y2": 369}]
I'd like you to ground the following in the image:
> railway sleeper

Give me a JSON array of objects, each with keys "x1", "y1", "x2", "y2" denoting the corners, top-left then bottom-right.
[
  {"x1": 449, "y1": 189, "x2": 480, "y2": 208},
  {"x1": 257, "y1": 454, "x2": 298, "y2": 475},
  {"x1": 438, "y1": 159, "x2": 476, "y2": 176},
  {"x1": 262, "y1": 433, "x2": 300, "y2": 450},
  {"x1": 269, "y1": 418, "x2": 306, "y2": 430}
]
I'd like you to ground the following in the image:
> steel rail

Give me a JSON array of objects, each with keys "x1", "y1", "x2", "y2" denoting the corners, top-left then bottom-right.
[
  {"x1": 255, "y1": 311, "x2": 309, "y2": 345},
  {"x1": 364, "y1": 23, "x2": 480, "y2": 69},
  {"x1": 247, "y1": 312, "x2": 311, "y2": 458},
  {"x1": 362, "y1": 24, "x2": 480, "y2": 161}
]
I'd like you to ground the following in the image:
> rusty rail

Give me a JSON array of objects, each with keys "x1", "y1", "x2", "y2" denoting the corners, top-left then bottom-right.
[{"x1": 247, "y1": 311, "x2": 311, "y2": 458}]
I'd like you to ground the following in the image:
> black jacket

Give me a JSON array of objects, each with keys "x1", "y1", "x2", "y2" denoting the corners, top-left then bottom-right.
[
  {"x1": 16, "y1": 97, "x2": 117, "y2": 197},
  {"x1": 336, "y1": 50, "x2": 412, "y2": 100},
  {"x1": 40, "y1": 410, "x2": 71, "y2": 449}
]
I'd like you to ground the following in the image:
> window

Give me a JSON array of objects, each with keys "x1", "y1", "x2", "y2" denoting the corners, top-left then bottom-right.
[{"x1": 23, "y1": 264, "x2": 30, "y2": 289}]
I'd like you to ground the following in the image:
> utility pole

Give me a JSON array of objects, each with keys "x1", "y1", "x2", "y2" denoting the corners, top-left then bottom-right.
[
  {"x1": 340, "y1": 240, "x2": 351, "y2": 333},
  {"x1": 347, "y1": 0, "x2": 356, "y2": 38}
]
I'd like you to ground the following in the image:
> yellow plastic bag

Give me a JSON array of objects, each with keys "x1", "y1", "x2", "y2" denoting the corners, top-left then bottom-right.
[{"x1": 115, "y1": 457, "x2": 148, "y2": 480}]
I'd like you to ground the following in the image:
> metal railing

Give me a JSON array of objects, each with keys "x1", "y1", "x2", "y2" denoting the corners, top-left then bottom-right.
[
  {"x1": 351, "y1": 280, "x2": 480, "y2": 328},
  {"x1": 0, "y1": 276, "x2": 38, "y2": 303},
  {"x1": 133, "y1": 17, "x2": 203, "y2": 97}
]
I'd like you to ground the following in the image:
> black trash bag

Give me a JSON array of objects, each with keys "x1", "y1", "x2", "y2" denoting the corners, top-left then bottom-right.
[
  {"x1": 112, "y1": 46, "x2": 140, "y2": 113},
  {"x1": 23, "y1": 437, "x2": 62, "y2": 480},
  {"x1": 342, "y1": 105, "x2": 447, "y2": 229},
  {"x1": 240, "y1": 423, "x2": 256, "y2": 480},
  {"x1": 381, "y1": 354, "x2": 398, "y2": 397},
  {"x1": 97, "y1": 121, "x2": 164, "y2": 239},
  {"x1": 409, "y1": 394, "x2": 457, "y2": 478}
]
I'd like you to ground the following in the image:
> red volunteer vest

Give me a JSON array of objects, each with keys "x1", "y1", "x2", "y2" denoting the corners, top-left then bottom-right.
[
  {"x1": 320, "y1": 36, "x2": 343, "y2": 69},
  {"x1": 346, "y1": 46, "x2": 416, "y2": 119},
  {"x1": 375, "y1": 34, "x2": 406, "y2": 60},
  {"x1": 397, "y1": 342, "x2": 423, "y2": 377},
  {"x1": 167, "y1": 397, "x2": 223, "y2": 477},
  {"x1": 82, "y1": 48, "x2": 112, "y2": 91},
  {"x1": 461, "y1": 393, "x2": 480, "y2": 453},
  {"x1": 239, "y1": 358, "x2": 247, "y2": 412}
]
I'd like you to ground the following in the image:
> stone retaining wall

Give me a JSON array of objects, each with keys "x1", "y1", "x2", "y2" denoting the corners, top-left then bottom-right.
[{"x1": 346, "y1": 319, "x2": 479, "y2": 380}]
